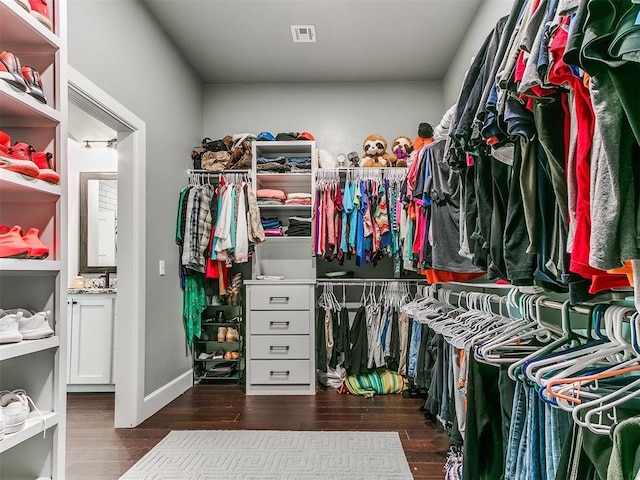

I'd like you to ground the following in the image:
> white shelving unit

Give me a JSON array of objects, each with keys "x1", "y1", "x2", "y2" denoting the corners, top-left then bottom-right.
[
  {"x1": 0, "y1": 0, "x2": 67, "y2": 477},
  {"x1": 251, "y1": 140, "x2": 316, "y2": 279}
]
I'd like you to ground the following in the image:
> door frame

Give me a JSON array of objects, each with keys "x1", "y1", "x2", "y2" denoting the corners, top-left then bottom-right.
[{"x1": 68, "y1": 67, "x2": 147, "y2": 428}]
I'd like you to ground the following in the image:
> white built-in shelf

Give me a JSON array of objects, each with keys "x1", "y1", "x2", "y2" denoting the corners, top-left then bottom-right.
[
  {"x1": 0, "y1": 259, "x2": 60, "y2": 273},
  {"x1": 0, "y1": 336, "x2": 59, "y2": 362},
  {"x1": 0, "y1": 0, "x2": 60, "y2": 50},
  {"x1": 0, "y1": 81, "x2": 61, "y2": 126},
  {"x1": 0, "y1": 169, "x2": 61, "y2": 201},
  {"x1": 0, "y1": 412, "x2": 59, "y2": 454}
]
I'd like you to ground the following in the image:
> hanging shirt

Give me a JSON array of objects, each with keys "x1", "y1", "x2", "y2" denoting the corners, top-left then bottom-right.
[{"x1": 341, "y1": 182, "x2": 353, "y2": 254}]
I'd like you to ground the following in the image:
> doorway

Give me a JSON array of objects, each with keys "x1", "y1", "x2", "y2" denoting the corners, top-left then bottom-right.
[{"x1": 67, "y1": 67, "x2": 147, "y2": 428}]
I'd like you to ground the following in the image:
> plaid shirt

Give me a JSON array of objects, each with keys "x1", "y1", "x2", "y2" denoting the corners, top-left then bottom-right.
[{"x1": 181, "y1": 187, "x2": 201, "y2": 271}]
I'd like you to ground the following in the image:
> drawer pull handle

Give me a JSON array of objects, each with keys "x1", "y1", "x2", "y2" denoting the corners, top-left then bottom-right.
[
  {"x1": 269, "y1": 345, "x2": 290, "y2": 352},
  {"x1": 269, "y1": 321, "x2": 290, "y2": 327},
  {"x1": 269, "y1": 296, "x2": 290, "y2": 304},
  {"x1": 270, "y1": 370, "x2": 290, "y2": 376}
]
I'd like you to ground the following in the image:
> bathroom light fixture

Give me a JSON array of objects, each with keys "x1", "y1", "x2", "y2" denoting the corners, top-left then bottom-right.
[{"x1": 82, "y1": 138, "x2": 117, "y2": 149}]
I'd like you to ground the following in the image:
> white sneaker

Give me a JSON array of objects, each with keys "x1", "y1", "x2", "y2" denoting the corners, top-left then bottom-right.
[
  {"x1": 0, "y1": 405, "x2": 5, "y2": 441},
  {"x1": 18, "y1": 310, "x2": 53, "y2": 340},
  {"x1": 0, "y1": 309, "x2": 24, "y2": 344},
  {"x1": 0, "y1": 389, "x2": 30, "y2": 434}
]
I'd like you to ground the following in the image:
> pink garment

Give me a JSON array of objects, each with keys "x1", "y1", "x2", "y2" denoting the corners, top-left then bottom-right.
[
  {"x1": 284, "y1": 198, "x2": 312, "y2": 205},
  {"x1": 257, "y1": 188, "x2": 286, "y2": 200},
  {"x1": 263, "y1": 228, "x2": 284, "y2": 236},
  {"x1": 326, "y1": 186, "x2": 336, "y2": 254}
]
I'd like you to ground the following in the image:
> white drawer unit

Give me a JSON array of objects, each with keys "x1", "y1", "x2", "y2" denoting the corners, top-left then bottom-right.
[
  {"x1": 249, "y1": 310, "x2": 311, "y2": 335},
  {"x1": 245, "y1": 281, "x2": 316, "y2": 395},
  {"x1": 249, "y1": 284, "x2": 312, "y2": 310},
  {"x1": 251, "y1": 335, "x2": 311, "y2": 359}
]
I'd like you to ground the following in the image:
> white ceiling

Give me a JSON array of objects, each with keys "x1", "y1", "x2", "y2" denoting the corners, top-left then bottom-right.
[
  {"x1": 142, "y1": 0, "x2": 483, "y2": 84},
  {"x1": 68, "y1": 102, "x2": 117, "y2": 145}
]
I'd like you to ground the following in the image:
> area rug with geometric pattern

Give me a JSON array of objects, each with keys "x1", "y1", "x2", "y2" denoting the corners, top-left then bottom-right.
[{"x1": 119, "y1": 430, "x2": 413, "y2": 479}]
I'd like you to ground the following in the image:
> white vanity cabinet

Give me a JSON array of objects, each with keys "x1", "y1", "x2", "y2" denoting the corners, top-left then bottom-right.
[{"x1": 67, "y1": 292, "x2": 115, "y2": 390}]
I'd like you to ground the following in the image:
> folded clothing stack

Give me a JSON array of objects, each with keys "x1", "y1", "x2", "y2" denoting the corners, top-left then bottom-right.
[
  {"x1": 257, "y1": 156, "x2": 289, "y2": 173},
  {"x1": 284, "y1": 192, "x2": 312, "y2": 206},
  {"x1": 288, "y1": 156, "x2": 312, "y2": 172},
  {"x1": 286, "y1": 216, "x2": 312, "y2": 237},
  {"x1": 261, "y1": 217, "x2": 283, "y2": 237},
  {"x1": 257, "y1": 188, "x2": 286, "y2": 205}
]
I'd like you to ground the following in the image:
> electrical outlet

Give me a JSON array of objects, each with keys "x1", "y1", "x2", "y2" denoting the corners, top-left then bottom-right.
[{"x1": 159, "y1": 260, "x2": 165, "y2": 276}]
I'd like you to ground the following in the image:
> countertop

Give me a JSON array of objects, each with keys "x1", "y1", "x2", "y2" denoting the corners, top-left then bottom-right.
[{"x1": 68, "y1": 288, "x2": 117, "y2": 295}]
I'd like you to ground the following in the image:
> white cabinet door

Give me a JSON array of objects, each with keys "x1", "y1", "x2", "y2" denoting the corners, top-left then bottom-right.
[{"x1": 68, "y1": 296, "x2": 114, "y2": 384}]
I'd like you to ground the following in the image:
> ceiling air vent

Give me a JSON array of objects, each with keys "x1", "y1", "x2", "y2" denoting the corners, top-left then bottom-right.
[{"x1": 291, "y1": 25, "x2": 316, "y2": 43}]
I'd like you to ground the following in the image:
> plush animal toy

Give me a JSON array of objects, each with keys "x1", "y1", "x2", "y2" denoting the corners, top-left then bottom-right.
[
  {"x1": 360, "y1": 134, "x2": 397, "y2": 168},
  {"x1": 391, "y1": 136, "x2": 412, "y2": 167}
]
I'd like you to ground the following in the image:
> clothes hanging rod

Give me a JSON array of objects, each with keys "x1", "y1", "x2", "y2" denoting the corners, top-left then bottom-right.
[
  {"x1": 316, "y1": 278, "x2": 425, "y2": 286},
  {"x1": 442, "y1": 288, "x2": 634, "y2": 318},
  {"x1": 188, "y1": 169, "x2": 251, "y2": 174}
]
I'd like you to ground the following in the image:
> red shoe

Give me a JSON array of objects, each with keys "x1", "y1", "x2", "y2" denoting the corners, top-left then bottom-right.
[
  {"x1": 0, "y1": 51, "x2": 27, "y2": 92},
  {"x1": 32, "y1": 151, "x2": 59, "y2": 184},
  {"x1": 20, "y1": 66, "x2": 46, "y2": 104},
  {"x1": 1, "y1": 143, "x2": 39, "y2": 178},
  {"x1": 27, "y1": 0, "x2": 51, "y2": 30},
  {"x1": 0, "y1": 226, "x2": 29, "y2": 259},
  {"x1": 0, "y1": 131, "x2": 11, "y2": 167},
  {"x1": 22, "y1": 228, "x2": 49, "y2": 259}
]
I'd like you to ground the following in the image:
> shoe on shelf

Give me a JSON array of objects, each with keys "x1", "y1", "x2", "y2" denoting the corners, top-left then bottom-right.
[
  {"x1": 216, "y1": 310, "x2": 225, "y2": 323},
  {"x1": 20, "y1": 66, "x2": 47, "y2": 104},
  {"x1": 217, "y1": 326, "x2": 227, "y2": 342},
  {"x1": 224, "y1": 351, "x2": 233, "y2": 360},
  {"x1": 0, "y1": 309, "x2": 24, "y2": 344},
  {"x1": 197, "y1": 352, "x2": 212, "y2": 360},
  {"x1": 14, "y1": 0, "x2": 31, "y2": 12},
  {"x1": 17, "y1": 309, "x2": 53, "y2": 339},
  {"x1": 212, "y1": 348, "x2": 224, "y2": 359},
  {"x1": 0, "y1": 225, "x2": 30, "y2": 259},
  {"x1": 1, "y1": 142, "x2": 40, "y2": 178},
  {"x1": 0, "y1": 405, "x2": 4, "y2": 441},
  {"x1": 22, "y1": 228, "x2": 49, "y2": 259},
  {"x1": 230, "y1": 350, "x2": 240, "y2": 359},
  {"x1": 27, "y1": 0, "x2": 52, "y2": 30},
  {"x1": 0, "y1": 389, "x2": 30, "y2": 434},
  {"x1": 32, "y1": 151, "x2": 59, "y2": 184},
  {"x1": 0, "y1": 51, "x2": 27, "y2": 92},
  {"x1": 225, "y1": 327, "x2": 238, "y2": 342}
]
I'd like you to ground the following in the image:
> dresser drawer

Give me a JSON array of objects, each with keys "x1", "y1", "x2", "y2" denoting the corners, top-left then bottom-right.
[
  {"x1": 249, "y1": 285, "x2": 311, "y2": 310},
  {"x1": 250, "y1": 310, "x2": 310, "y2": 335},
  {"x1": 249, "y1": 360, "x2": 310, "y2": 384},
  {"x1": 251, "y1": 335, "x2": 310, "y2": 360}
]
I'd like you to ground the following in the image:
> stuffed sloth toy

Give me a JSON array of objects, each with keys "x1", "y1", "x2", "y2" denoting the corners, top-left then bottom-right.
[
  {"x1": 391, "y1": 136, "x2": 412, "y2": 167},
  {"x1": 360, "y1": 134, "x2": 397, "y2": 168}
]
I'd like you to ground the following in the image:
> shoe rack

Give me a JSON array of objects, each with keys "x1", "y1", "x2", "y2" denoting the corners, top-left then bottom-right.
[{"x1": 0, "y1": 0, "x2": 67, "y2": 478}]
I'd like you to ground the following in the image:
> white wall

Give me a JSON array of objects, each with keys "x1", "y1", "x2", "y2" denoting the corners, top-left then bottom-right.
[
  {"x1": 204, "y1": 81, "x2": 444, "y2": 155},
  {"x1": 442, "y1": 0, "x2": 513, "y2": 108},
  {"x1": 67, "y1": 139, "x2": 117, "y2": 285},
  {"x1": 68, "y1": 0, "x2": 202, "y2": 397}
]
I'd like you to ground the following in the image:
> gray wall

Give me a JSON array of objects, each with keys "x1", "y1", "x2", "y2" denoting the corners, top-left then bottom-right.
[
  {"x1": 203, "y1": 82, "x2": 444, "y2": 155},
  {"x1": 442, "y1": 0, "x2": 513, "y2": 108},
  {"x1": 68, "y1": 0, "x2": 201, "y2": 396}
]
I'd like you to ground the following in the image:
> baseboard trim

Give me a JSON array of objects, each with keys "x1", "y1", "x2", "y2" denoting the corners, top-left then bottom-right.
[
  {"x1": 141, "y1": 370, "x2": 192, "y2": 422},
  {"x1": 67, "y1": 384, "x2": 116, "y2": 393}
]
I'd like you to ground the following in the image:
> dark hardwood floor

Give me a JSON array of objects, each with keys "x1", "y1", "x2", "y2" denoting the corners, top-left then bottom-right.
[{"x1": 66, "y1": 385, "x2": 450, "y2": 479}]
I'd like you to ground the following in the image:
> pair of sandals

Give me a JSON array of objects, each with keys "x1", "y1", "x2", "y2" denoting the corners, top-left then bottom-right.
[{"x1": 198, "y1": 349, "x2": 240, "y2": 361}]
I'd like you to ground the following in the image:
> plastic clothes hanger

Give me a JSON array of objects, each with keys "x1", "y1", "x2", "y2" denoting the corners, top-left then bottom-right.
[{"x1": 538, "y1": 306, "x2": 637, "y2": 387}]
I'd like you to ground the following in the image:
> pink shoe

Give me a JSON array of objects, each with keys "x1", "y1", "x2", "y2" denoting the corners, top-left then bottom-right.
[
  {"x1": 2, "y1": 142, "x2": 39, "y2": 178},
  {"x1": 32, "y1": 151, "x2": 58, "y2": 184},
  {"x1": 0, "y1": 226, "x2": 29, "y2": 259},
  {"x1": 27, "y1": 0, "x2": 51, "y2": 30},
  {"x1": 22, "y1": 228, "x2": 49, "y2": 259}
]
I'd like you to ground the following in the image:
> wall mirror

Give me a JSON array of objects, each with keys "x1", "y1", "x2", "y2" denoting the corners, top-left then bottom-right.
[{"x1": 79, "y1": 172, "x2": 117, "y2": 273}]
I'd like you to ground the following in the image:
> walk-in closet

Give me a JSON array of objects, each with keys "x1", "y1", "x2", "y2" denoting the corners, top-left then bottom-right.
[{"x1": 1, "y1": 0, "x2": 639, "y2": 479}]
